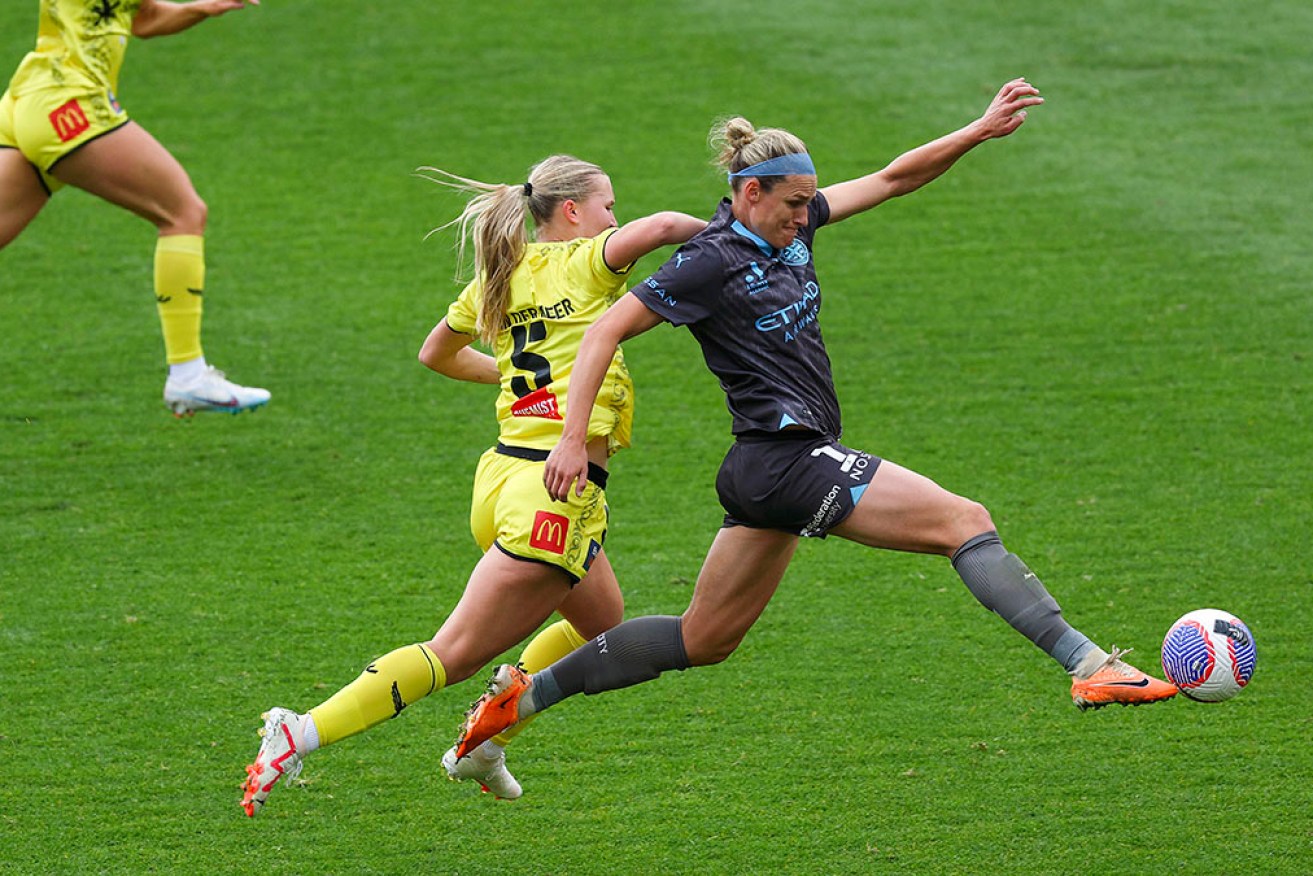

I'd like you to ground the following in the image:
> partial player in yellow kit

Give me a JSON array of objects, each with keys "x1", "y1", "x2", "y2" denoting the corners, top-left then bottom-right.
[
  {"x1": 0, "y1": 0, "x2": 269, "y2": 414},
  {"x1": 239, "y1": 155, "x2": 705, "y2": 815}
]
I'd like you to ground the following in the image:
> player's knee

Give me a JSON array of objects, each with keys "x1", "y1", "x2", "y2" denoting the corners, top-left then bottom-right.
[
  {"x1": 159, "y1": 191, "x2": 206, "y2": 234},
  {"x1": 181, "y1": 193, "x2": 207, "y2": 232},
  {"x1": 683, "y1": 634, "x2": 740, "y2": 667},
  {"x1": 944, "y1": 498, "x2": 994, "y2": 555}
]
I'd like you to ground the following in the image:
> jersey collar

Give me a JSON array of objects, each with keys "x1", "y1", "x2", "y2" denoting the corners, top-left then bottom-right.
[{"x1": 730, "y1": 219, "x2": 777, "y2": 257}]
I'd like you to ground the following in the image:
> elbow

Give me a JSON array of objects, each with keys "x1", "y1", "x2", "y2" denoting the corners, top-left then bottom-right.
[
  {"x1": 646, "y1": 212, "x2": 680, "y2": 246},
  {"x1": 417, "y1": 344, "x2": 445, "y2": 374},
  {"x1": 130, "y1": 18, "x2": 161, "y2": 39},
  {"x1": 582, "y1": 313, "x2": 626, "y2": 350},
  {"x1": 656, "y1": 211, "x2": 696, "y2": 246}
]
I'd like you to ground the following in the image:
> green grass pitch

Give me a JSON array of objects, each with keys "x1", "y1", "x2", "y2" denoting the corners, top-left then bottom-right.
[{"x1": 1, "y1": 1, "x2": 1310, "y2": 872}]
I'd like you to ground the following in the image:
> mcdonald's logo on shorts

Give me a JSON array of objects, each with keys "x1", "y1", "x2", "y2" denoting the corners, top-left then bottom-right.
[
  {"x1": 529, "y1": 510, "x2": 569, "y2": 555},
  {"x1": 49, "y1": 99, "x2": 90, "y2": 143}
]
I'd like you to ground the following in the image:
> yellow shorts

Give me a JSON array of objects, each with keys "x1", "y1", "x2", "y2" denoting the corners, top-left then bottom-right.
[
  {"x1": 470, "y1": 444, "x2": 609, "y2": 584},
  {"x1": 0, "y1": 85, "x2": 130, "y2": 194}
]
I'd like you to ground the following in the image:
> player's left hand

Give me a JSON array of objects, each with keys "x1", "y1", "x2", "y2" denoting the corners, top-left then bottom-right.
[
  {"x1": 977, "y1": 78, "x2": 1044, "y2": 139},
  {"x1": 544, "y1": 441, "x2": 590, "y2": 501}
]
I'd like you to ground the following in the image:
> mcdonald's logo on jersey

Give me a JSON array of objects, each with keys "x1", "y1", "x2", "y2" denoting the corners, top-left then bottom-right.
[
  {"x1": 48, "y1": 99, "x2": 90, "y2": 143},
  {"x1": 530, "y1": 511, "x2": 569, "y2": 555}
]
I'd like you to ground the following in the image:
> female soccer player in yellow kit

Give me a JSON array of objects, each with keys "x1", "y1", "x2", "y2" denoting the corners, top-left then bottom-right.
[
  {"x1": 240, "y1": 155, "x2": 704, "y2": 815},
  {"x1": 0, "y1": 0, "x2": 268, "y2": 414}
]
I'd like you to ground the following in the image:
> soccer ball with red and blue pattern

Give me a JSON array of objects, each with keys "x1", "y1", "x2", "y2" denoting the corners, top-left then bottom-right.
[{"x1": 1161, "y1": 608, "x2": 1256, "y2": 702}]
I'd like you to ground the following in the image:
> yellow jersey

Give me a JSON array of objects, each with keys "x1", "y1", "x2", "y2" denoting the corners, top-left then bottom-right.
[
  {"x1": 8, "y1": 0, "x2": 141, "y2": 97},
  {"x1": 446, "y1": 228, "x2": 635, "y2": 453}
]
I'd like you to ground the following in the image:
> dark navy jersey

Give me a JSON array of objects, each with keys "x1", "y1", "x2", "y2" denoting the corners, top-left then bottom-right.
[{"x1": 633, "y1": 194, "x2": 841, "y2": 436}]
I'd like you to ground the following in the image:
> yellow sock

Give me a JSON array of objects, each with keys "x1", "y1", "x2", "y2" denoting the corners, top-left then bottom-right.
[
  {"x1": 492, "y1": 620, "x2": 587, "y2": 746},
  {"x1": 309, "y1": 643, "x2": 445, "y2": 747},
  {"x1": 154, "y1": 234, "x2": 205, "y2": 365}
]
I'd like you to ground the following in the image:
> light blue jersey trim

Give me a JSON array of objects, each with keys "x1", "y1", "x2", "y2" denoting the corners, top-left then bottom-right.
[{"x1": 731, "y1": 219, "x2": 775, "y2": 257}]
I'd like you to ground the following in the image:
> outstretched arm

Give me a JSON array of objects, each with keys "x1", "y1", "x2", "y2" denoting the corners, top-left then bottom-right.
[
  {"x1": 418, "y1": 319, "x2": 499, "y2": 384},
  {"x1": 820, "y1": 78, "x2": 1043, "y2": 224},
  {"x1": 603, "y1": 212, "x2": 707, "y2": 273},
  {"x1": 132, "y1": 0, "x2": 259, "y2": 39},
  {"x1": 543, "y1": 293, "x2": 664, "y2": 499}
]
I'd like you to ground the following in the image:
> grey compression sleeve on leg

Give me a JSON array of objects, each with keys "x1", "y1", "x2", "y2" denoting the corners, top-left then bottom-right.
[
  {"x1": 951, "y1": 531, "x2": 1096, "y2": 673},
  {"x1": 529, "y1": 616, "x2": 691, "y2": 714}
]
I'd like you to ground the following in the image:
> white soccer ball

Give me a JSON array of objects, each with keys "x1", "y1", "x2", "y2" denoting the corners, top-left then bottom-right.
[{"x1": 1161, "y1": 608, "x2": 1257, "y2": 702}]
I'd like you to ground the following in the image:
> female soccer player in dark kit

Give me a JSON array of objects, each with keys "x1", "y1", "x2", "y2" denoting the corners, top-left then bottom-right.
[{"x1": 453, "y1": 79, "x2": 1178, "y2": 779}]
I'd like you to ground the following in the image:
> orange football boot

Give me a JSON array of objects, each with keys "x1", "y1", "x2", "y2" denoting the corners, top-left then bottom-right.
[
  {"x1": 454, "y1": 664, "x2": 531, "y2": 759},
  {"x1": 1071, "y1": 646, "x2": 1179, "y2": 711}
]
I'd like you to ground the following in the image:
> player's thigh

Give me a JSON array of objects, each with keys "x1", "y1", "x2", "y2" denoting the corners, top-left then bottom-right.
[
  {"x1": 0, "y1": 91, "x2": 50, "y2": 247},
  {"x1": 429, "y1": 547, "x2": 574, "y2": 685},
  {"x1": 829, "y1": 459, "x2": 992, "y2": 555},
  {"x1": 681, "y1": 526, "x2": 799, "y2": 665},
  {"x1": 50, "y1": 120, "x2": 205, "y2": 233},
  {"x1": 0, "y1": 147, "x2": 48, "y2": 248},
  {"x1": 557, "y1": 548, "x2": 623, "y2": 639}
]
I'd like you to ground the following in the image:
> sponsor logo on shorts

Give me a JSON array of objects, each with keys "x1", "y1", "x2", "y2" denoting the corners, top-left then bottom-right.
[
  {"x1": 107, "y1": 88, "x2": 122, "y2": 115},
  {"x1": 530, "y1": 510, "x2": 569, "y2": 555},
  {"x1": 800, "y1": 482, "x2": 845, "y2": 538},
  {"x1": 511, "y1": 386, "x2": 562, "y2": 420},
  {"x1": 583, "y1": 539, "x2": 602, "y2": 571},
  {"x1": 49, "y1": 99, "x2": 90, "y2": 143}
]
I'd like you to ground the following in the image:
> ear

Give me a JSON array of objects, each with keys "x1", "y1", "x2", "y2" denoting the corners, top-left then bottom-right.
[
  {"x1": 742, "y1": 179, "x2": 761, "y2": 203},
  {"x1": 561, "y1": 198, "x2": 580, "y2": 225}
]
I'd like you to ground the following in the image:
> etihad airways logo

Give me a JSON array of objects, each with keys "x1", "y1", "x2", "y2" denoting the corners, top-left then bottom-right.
[
  {"x1": 511, "y1": 386, "x2": 562, "y2": 420},
  {"x1": 530, "y1": 511, "x2": 569, "y2": 555},
  {"x1": 755, "y1": 280, "x2": 819, "y2": 338}
]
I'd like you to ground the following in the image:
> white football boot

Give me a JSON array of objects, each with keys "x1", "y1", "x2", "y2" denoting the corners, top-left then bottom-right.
[
  {"x1": 441, "y1": 742, "x2": 523, "y2": 800},
  {"x1": 164, "y1": 366, "x2": 270, "y2": 416},
  {"x1": 241, "y1": 708, "x2": 306, "y2": 817}
]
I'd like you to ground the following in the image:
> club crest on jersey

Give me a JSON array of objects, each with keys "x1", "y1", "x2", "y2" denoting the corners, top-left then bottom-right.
[
  {"x1": 530, "y1": 511, "x2": 569, "y2": 555},
  {"x1": 511, "y1": 386, "x2": 562, "y2": 420},
  {"x1": 779, "y1": 240, "x2": 811, "y2": 266}
]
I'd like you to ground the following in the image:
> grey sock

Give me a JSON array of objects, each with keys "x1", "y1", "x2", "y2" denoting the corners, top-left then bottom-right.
[
  {"x1": 951, "y1": 531, "x2": 1095, "y2": 673},
  {"x1": 529, "y1": 615, "x2": 690, "y2": 714}
]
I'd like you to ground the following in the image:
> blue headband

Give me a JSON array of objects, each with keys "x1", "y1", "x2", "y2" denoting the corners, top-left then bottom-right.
[{"x1": 727, "y1": 152, "x2": 816, "y2": 181}]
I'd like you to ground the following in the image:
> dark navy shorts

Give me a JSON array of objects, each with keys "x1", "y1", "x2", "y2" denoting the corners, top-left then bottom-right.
[{"x1": 715, "y1": 432, "x2": 882, "y2": 538}]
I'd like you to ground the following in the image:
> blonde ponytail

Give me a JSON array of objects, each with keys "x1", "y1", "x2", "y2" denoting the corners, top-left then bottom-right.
[{"x1": 418, "y1": 155, "x2": 608, "y2": 345}]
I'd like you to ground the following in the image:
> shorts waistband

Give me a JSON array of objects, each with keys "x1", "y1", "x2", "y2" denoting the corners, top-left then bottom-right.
[{"x1": 495, "y1": 442, "x2": 609, "y2": 490}]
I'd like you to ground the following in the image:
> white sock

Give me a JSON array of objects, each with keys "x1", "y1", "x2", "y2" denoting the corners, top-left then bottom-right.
[
  {"x1": 477, "y1": 740, "x2": 504, "y2": 759},
  {"x1": 301, "y1": 713, "x2": 321, "y2": 753},
  {"x1": 168, "y1": 356, "x2": 208, "y2": 383},
  {"x1": 1072, "y1": 647, "x2": 1112, "y2": 679}
]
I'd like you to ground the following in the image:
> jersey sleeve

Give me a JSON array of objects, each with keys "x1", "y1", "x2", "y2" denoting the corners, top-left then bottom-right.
[
  {"x1": 444, "y1": 280, "x2": 481, "y2": 335},
  {"x1": 631, "y1": 238, "x2": 724, "y2": 326},
  {"x1": 569, "y1": 227, "x2": 630, "y2": 305},
  {"x1": 799, "y1": 192, "x2": 831, "y2": 248}
]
